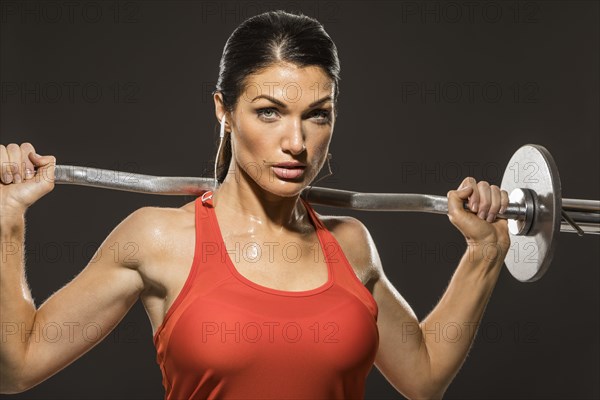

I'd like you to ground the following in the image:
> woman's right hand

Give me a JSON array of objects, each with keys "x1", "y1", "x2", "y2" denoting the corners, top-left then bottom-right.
[{"x1": 0, "y1": 142, "x2": 56, "y2": 216}]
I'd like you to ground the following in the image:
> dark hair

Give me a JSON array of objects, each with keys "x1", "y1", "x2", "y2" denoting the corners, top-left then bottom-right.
[{"x1": 212, "y1": 10, "x2": 341, "y2": 183}]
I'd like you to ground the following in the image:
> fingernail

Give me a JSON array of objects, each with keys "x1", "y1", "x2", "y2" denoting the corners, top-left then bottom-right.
[
  {"x1": 2, "y1": 173, "x2": 10, "y2": 183},
  {"x1": 499, "y1": 206, "x2": 506, "y2": 215},
  {"x1": 471, "y1": 202, "x2": 478, "y2": 212},
  {"x1": 478, "y1": 211, "x2": 486, "y2": 219},
  {"x1": 487, "y1": 213, "x2": 496, "y2": 223},
  {"x1": 14, "y1": 173, "x2": 22, "y2": 183},
  {"x1": 25, "y1": 169, "x2": 34, "y2": 178}
]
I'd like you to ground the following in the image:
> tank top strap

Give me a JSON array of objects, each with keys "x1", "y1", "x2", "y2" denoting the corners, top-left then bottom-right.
[{"x1": 299, "y1": 196, "x2": 326, "y2": 230}]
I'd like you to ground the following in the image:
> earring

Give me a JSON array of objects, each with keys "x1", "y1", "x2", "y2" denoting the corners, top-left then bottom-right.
[
  {"x1": 308, "y1": 152, "x2": 334, "y2": 187},
  {"x1": 214, "y1": 115, "x2": 226, "y2": 189}
]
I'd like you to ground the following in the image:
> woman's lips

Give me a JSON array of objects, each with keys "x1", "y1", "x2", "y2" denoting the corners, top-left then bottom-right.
[
  {"x1": 273, "y1": 161, "x2": 306, "y2": 168},
  {"x1": 271, "y1": 166, "x2": 305, "y2": 179}
]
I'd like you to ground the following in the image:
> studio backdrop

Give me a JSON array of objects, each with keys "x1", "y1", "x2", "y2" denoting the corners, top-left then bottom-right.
[{"x1": 0, "y1": 1, "x2": 598, "y2": 399}]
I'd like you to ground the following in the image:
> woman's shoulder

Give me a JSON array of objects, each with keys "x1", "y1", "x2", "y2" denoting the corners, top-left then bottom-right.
[
  {"x1": 313, "y1": 211, "x2": 369, "y2": 239},
  {"x1": 124, "y1": 201, "x2": 195, "y2": 231},
  {"x1": 115, "y1": 201, "x2": 197, "y2": 256},
  {"x1": 314, "y1": 212, "x2": 380, "y2": 284},
  {"x1": 316, "y1": 212, "x2": 360, "y2": 230}
]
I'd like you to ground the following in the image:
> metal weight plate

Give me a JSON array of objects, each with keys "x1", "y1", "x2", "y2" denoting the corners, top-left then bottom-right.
[{"x1": 501, "y1": 144, "x2": 562, "y2": 282}]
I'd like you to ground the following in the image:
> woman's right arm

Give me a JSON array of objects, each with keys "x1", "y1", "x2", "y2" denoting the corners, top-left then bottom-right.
[{"x1": 0, "y1": 143, "x2": 149, "y2": 393}]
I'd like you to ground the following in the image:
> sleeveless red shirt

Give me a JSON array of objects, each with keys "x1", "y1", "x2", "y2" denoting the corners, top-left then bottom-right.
[{"x1": 153, "y1": 191, "x2": 379, "y2": 399}]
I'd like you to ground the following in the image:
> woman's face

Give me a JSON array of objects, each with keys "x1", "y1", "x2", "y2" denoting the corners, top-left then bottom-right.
[{"x1": 220, "y1": 62, "x2": 335, "y2": 197}]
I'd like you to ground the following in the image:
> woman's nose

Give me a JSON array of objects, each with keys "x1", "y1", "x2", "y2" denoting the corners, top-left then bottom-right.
[{"x1": 282, "y1": 120, "x2": 306, "y2": 155}]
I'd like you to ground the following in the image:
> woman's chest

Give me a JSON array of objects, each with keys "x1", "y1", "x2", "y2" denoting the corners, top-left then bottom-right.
[
  {"x1": 164, "y1": 283, "x2": 380, "y2": 379},
  {"x1": 216, "y1": 231, "x2": 332, "y2": 291}
]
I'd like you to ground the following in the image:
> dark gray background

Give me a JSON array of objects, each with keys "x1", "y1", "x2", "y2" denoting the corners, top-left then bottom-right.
[{"x1": 1, "y1": 0, "x2": 598, "y2": 399}]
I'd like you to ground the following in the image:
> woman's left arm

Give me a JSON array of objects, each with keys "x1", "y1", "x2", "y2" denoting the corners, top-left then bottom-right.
[{"x1": 356, "y1": 177, "x2": 509, "y2": 399}]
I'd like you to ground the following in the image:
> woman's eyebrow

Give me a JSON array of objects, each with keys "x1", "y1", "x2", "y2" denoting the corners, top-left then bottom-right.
[{"x1": 250, "y1": 94, "x2": 332, "y2": 108}]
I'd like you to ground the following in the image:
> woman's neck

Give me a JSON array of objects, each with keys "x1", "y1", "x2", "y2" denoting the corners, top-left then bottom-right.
[{"x1": 211, "y1": 177, "x2": 308, "y2": 235}]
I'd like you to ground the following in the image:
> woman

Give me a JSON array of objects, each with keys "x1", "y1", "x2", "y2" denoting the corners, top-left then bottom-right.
[{"x1": 0, "y1": 10, "x2": 510, "y2": 399}]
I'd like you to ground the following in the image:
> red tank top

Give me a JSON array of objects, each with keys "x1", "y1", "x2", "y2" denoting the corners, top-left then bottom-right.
[{"x1": 153, "y1": 191, "x2": 379, "y2": 399}]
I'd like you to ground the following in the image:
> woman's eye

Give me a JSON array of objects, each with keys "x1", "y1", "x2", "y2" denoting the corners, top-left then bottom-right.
[
  {"x1": 256, "y1": 108, "x2": 279, "y2": 120},
  {"x1": 311, "y1": 109, "x2": 331, "y2": 124},
  {"x1": 256, "y1": 108, "x2": 331, "y2": 124}
]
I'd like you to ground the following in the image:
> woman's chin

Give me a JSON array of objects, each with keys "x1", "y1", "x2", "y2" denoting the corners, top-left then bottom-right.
[{"x1": 261, "y1": 179, "x2": 309, "y2": 198}]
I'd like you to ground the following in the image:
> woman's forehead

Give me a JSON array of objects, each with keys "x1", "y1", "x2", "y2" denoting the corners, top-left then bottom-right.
[{"x1": 241, "y1": 63, "x2": 335, "y2": 102}]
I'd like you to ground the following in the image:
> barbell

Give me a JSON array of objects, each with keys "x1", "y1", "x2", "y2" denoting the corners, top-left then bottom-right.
[{"x1": 52, "y1": 144, "x2": 599, "y2": 283}]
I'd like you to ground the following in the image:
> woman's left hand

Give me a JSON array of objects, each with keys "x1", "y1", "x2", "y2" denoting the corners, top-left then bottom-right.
[{"x1": 447, "y1": 177, "x2": 511, "y2": 264}]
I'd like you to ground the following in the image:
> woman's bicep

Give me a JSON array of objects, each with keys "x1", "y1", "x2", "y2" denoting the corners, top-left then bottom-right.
[
  {"x1": 19, "y1": 208, "x2": 152, "y2": 391},
  {"x1": 372, "y1": 273, "x2": 430, "y2": 398}
]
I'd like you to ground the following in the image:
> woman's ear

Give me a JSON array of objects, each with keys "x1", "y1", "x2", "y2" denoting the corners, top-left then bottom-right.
[{"x1": 213, "y1": 91, "x2": 227, "y2": 125}]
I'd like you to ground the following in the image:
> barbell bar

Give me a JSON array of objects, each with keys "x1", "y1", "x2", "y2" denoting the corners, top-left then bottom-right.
[{"x1": 51, "y1": 144, "x2": 599, "y2": 283}]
